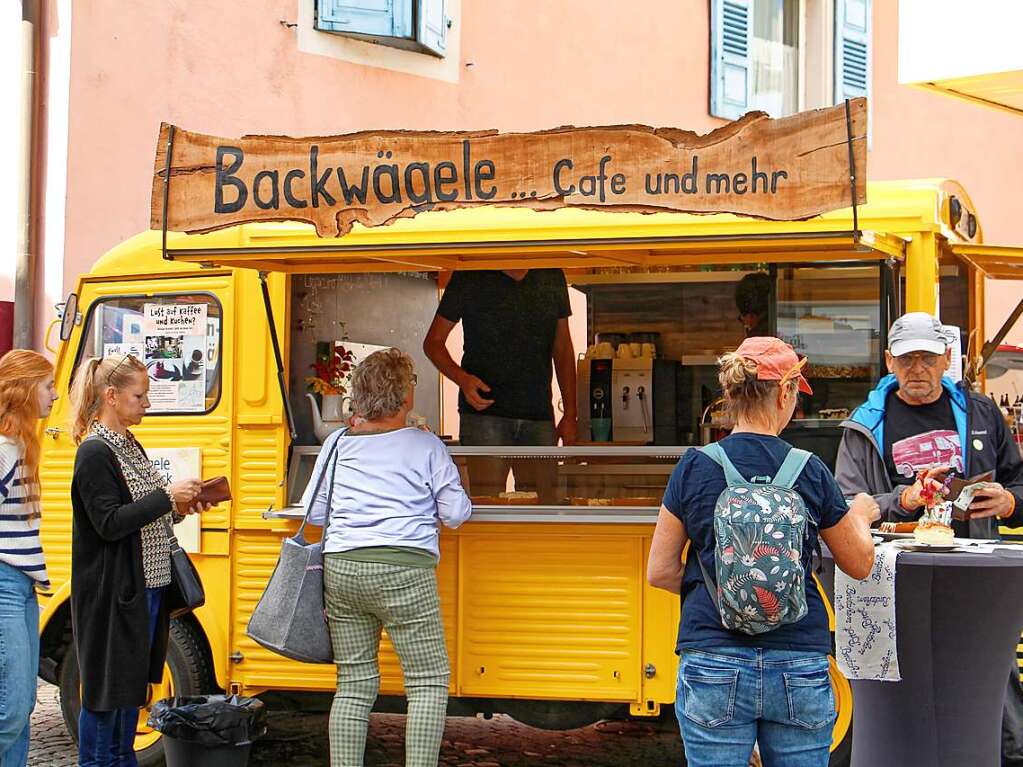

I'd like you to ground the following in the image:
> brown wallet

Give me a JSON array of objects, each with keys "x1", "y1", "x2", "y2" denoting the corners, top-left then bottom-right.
[{"x1": 196, "y1": 476, "x2": 232, "y2": 506}]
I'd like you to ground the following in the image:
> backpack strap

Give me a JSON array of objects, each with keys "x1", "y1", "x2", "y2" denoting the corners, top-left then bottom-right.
[
  {"x1": 694, "y1": 547, "x2": 721, "y2": 611},
  {"x1": 698, "y1": 442, "x2": 747, "y2": 487},
  {"x1": 771, "y1": 448, "x2": 813, "y2": 489}
]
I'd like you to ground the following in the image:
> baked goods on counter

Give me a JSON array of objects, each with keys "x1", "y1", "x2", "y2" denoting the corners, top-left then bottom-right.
[
  {"x1": 569, "y1": 497, "x2": 660, "y2": 507},
  {"x1": 914, "y1": 520, "x2": 954, "y2": 546},
  {"x1": 470, "y1": 491, "x2": 539, "y2": 505},
  {"x1": 818, "y1": 408, "x2": 851, "y2": 420},
  {"x1": 805, "y1": 364, "x2": 872, "y2": 379}
]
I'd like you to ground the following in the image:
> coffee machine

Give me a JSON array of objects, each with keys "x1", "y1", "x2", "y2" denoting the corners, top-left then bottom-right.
[{"x1": 577, "y1": 357, "x2": 681, "y2": 444}]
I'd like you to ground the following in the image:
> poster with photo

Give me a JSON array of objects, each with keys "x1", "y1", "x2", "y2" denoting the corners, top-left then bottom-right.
[
  {"x1": 103, "y1": 342, "x2": 143, "y2": 360},
  {"x1": 143, "y1": 303, "x2": 208, "y2": 412}
]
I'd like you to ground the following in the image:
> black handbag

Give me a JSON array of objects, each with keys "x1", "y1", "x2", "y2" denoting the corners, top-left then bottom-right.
[{"x1": 163, "y1": 517, "x2": 206, "y2": 617}]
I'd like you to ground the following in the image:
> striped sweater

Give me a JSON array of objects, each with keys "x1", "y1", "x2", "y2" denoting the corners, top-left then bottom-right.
[{"x1": 0, "y1": 436, "x2": 49, "y2": 586}]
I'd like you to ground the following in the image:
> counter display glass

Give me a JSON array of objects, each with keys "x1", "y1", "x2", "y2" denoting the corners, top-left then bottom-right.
[{"x1": 275, "y1": 444, "x2": 689, "y2": 523}]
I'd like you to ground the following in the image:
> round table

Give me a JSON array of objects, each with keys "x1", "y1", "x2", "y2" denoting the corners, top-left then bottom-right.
[{"x1": 821, "y1": 546, "x2": 1023, "y2": 767}]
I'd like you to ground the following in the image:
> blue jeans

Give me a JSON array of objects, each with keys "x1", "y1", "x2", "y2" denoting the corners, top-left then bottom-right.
[
  {"x1": 676, "y1": 647, "x2": 835, "y2": 767},
  {"x1": 0, "y1": 563, "x2": 38, "y2": 767},
  {"x1": 78, "y1": 587, "x2": 164, "y2": 767}
]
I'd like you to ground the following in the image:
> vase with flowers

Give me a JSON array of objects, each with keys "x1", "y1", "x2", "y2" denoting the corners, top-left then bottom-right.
[{"x1": 306, "y1": 343, "x2": 356, "y2": 442}]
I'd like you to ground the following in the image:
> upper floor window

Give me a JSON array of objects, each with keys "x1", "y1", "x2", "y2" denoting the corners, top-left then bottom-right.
[
  {"x1": 314, "y1": 0, "x2": 449, "y2": 58},
  {"x1": 710, "y1": 0, "x2": 871, "y2": 120}
]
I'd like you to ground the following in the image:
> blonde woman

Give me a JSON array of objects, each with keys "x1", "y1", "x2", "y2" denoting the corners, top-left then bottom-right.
[
  {"x1": 68, "y1": 354, "x2": 208, "y2": 767},
  {"x1": 303, "y1": 348, "x2": 472, "y2": 767},
  {"x1": 647, "y1": 337, "x2": 879, "y2": 767},
  {"x1": 0, "y1": 350, "x2": 58, "y2": 767}
]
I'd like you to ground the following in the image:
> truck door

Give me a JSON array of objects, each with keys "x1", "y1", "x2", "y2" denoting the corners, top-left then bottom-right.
[{"x1": 37, "y1": 271, "x2": 234, "y2": 762}]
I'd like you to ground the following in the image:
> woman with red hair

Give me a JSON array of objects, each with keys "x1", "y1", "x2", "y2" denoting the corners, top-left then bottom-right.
[{"x1": 0, "y1": 349, "x2": 57, "y2": 767}]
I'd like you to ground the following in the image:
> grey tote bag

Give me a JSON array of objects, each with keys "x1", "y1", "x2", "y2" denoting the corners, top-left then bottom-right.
[{"x1": 246, "y1": 434, "x2": 343, "y2": 664}]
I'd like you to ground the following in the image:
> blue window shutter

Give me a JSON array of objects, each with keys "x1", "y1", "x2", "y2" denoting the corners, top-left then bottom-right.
[
  {"x1": 834, "y1": 0, "x2": 871, "y2": 101},
  {"x1": 315, "y1": 0, "x2": 413, "y2": 40},
  {"x1": 710, "y1": 0, "x2": 752, "y2": 120},
  {"x1": 417, "y1": 0, "x2": 448, "y2": 57}
]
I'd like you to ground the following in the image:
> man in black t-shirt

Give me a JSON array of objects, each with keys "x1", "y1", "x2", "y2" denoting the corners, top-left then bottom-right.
[
  {"x1": 424, "y1": 269, "x2": 577, "y2": 497},
  {"x1": 836, "y1": 311, "x2": 1023, "y2": 763},
  {"x1": 424, "y1": 268, "x2": 576, "y2": 442}
]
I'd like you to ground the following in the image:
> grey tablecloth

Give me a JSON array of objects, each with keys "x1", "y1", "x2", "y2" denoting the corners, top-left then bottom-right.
[{"x1": 822, "y1": 547, "x2": 1023, "y2": 767}]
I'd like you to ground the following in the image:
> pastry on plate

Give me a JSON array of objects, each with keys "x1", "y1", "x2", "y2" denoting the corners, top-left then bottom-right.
[{"x1": 914, "y1": 520, "x2": 954, "y2": 546}]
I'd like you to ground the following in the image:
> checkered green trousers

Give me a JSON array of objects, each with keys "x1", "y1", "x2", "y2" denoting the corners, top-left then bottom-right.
[{"x1": 324, "y1": 555, "x2": 450, "y2": 767}]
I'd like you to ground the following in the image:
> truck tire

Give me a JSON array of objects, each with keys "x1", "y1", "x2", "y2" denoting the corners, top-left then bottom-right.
[
  {"x1": 828, "y1": 656, "x2": 854, "y2": 766},
  {"x1": 58, "y1": 618, "x2": 215, "y2": 767}
]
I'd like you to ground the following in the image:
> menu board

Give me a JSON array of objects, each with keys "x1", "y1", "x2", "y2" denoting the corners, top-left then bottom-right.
[{"x1": 147, "y1": 447, "x2": 202, "y2": 553}]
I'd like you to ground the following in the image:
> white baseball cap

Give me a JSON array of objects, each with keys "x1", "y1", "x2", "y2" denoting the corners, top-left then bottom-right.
[{"x1": 888, "y1": 312, "x2": 955, "y2": 357}]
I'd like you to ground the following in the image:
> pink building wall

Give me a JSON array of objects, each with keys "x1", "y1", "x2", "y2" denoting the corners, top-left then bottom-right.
[{"x1": 61, "y1": 1, "x2": 1023, "y2": 343}]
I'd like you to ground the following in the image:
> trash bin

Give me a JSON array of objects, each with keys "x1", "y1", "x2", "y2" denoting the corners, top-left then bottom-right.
[{"x1": 148, "y1": 695, "x2": 266, "y2": 767}]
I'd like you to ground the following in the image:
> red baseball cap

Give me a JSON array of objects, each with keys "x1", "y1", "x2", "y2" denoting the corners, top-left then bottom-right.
[{"x1": 734, "y1": 336, "x2": 813, "y2": 395}]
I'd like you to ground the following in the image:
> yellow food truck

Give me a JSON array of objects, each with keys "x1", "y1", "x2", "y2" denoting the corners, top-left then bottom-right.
[{"x1": 35, "y1": 177, "x2": 1023, "y2": 766}]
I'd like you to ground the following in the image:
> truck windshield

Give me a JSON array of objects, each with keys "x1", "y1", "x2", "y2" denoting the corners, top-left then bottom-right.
[{"x1": 72, "y1": 293, "x2": 223, "y2": 414}]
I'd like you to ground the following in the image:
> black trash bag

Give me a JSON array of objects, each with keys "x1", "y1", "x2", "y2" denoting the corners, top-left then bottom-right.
[{"x1": 148, "y1": 695, "x2": 267, "y2": 747}]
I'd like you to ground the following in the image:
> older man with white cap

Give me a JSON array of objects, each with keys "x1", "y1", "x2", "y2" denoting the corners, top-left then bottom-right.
[
  {"x1": 836, "y1": 311, "x2": 1022, "y2": 535},
  {"x1": 835, "y1": 311, "x2": 1023, "y2": 763}
]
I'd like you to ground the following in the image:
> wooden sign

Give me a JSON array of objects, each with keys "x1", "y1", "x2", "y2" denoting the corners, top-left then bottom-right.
[{"x1": 151, "y1": 98, "x2": 866, "y2": 238}]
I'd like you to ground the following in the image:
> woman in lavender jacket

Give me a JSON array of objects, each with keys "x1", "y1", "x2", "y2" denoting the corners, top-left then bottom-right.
[{"x1": 304, "y1": 348, "x2": 472, "y2": 767}]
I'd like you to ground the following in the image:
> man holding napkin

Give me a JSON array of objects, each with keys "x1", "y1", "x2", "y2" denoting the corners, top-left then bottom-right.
[{"x1": 835, "y1": 311, "x2": 1023, "y2": 763}]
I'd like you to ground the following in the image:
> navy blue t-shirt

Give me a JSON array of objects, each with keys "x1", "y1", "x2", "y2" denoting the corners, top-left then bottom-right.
[{"x1": 663, "y1": 433, "x2": 849, "y2": 655}]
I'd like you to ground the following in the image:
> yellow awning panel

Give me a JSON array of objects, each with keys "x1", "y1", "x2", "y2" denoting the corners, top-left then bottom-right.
[
  {"x1": 952, "y1": 244, "x2": 1023, "y2": 280},
  {"x1": 162, "y1": 207, "x2": 905, "y2": 274}
]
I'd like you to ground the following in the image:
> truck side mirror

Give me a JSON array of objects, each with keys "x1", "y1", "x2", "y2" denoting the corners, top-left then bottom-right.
[{"x1": 58, "y1": 293, "x2": 79, "y2": 341}]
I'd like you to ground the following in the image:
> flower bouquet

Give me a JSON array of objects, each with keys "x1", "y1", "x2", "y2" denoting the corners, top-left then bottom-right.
[{"x1": 307, "y1": 344, "x2": 355, "y2": 396}]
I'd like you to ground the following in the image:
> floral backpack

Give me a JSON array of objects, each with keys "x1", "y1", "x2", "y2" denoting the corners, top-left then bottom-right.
[{"x1": 695, "y1": 442, "x2": 815, "y2": 635}]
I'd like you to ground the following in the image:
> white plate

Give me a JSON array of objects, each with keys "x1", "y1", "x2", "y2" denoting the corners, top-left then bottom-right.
[
  {"x1": 874, "y1": 531, "x2": 915, "y2": 540},
  {"x1": 892, "y1": 540, "x2": 960, "y2": 553}
]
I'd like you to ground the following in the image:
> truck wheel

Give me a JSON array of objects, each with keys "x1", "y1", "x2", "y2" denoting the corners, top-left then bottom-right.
[
  {"x1": 829, "y1": 656, "x2": 853, "y2": 766},
  {"x1": 58, "y1": 618, "x2": 215, "y2": 767}
]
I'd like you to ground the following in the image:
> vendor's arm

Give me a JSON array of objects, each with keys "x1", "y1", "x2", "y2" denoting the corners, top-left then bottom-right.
[
  {"x1": 835, "y1": 428, "x2": 908, "y2": 521},
  {"x1": 553, "y1": 318, "x2": 577, "y2": 445},
  {"x1": 423, "y1": 303, "x2": 494, "y2": 412},
  {"x1": 74, "y1": 444, "x2": 174, "y2": 542},
  {"x1": 647, "y1": 506, "x2": 689, "y2": 594}
]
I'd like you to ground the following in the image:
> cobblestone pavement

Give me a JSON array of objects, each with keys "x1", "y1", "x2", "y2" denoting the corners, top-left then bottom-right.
[
  {"x1": 30, "y1": 680, "x2": 684, "y2": 766},
  {"x1": 28, "y1": 681, "x2": 76, "y2": 767}
]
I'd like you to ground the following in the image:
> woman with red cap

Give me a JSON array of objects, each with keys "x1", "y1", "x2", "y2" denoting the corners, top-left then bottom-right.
[{"x1": 647, "y1": 337, "x2": 879, "y2": 767}]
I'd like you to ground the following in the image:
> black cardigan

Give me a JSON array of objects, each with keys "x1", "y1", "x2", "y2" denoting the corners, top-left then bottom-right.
[{"x1": 70, "y1": 437, "x2": 174, "y2": 711}]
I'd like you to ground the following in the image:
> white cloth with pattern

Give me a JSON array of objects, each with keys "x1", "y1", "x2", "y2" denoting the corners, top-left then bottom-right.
[{"x1": 834, "y1": 541, "x2": 903, "y2": 681}]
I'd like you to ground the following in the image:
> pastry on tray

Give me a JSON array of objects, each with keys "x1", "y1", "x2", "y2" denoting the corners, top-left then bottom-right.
[
  {"x1": 569, "y1": 497, "x2": 660, "y2": 507},
  {"x1": 470, "y1": 491, "x2": 539, "y2": 505}
]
